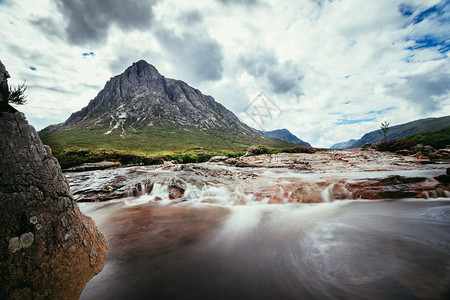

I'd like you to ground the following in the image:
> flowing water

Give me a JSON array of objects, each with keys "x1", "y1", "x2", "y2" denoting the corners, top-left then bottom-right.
[{"x1": 78, "y1": 165, "x2": 450, "y2": 300}]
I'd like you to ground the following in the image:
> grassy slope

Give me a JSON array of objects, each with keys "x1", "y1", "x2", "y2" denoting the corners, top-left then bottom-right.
[
  {"x1": 403, "y1": 126, "x2": 450, "y2": 149},
  {"x1": 351, "y1": 116, "x2": 450, "y2": 148},
  {"x1": 41, "y1": 124, "x2": 293, "y2": 153},
  {"x1": 40, "y1": 122, "x2": 298, "y2": 168}
]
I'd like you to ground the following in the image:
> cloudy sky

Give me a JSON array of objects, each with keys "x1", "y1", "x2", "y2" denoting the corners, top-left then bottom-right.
[{"x1": 1, "y1": 0, "x2": 449, "y2": 147}]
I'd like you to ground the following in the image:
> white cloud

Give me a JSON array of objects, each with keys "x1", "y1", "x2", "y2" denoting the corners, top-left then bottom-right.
[{"x1": 0, "y1": 0, "x2": 449, "y2": 147}]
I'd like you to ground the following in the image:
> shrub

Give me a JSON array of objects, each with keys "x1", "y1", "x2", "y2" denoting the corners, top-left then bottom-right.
[
  {"x1": 291, "y1": 146, "x2": 316, "y2": 153},
  {"x1": 247, "y1": 145, "x2": 269, "y2": 156},
  {"x1": 377, "y1": 140, "x2": 415, "y2": 152}
]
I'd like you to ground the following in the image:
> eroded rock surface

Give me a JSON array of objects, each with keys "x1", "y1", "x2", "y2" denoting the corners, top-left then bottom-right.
[
  {"x1": 0, "y1": 110, "x2": 107, "y2": 299},
  {"x1": 225, "y1": 150, "x2": 424, "y2": 171},
  {"x1": 65, "y1": 150, "x2": 449, "y2": 204}
]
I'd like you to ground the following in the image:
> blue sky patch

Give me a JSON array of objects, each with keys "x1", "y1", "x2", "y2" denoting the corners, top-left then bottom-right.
[
  {"x1": 25, "y1": 64, "x2": 37, "y2": 71},
  {"x1": 368, "y1": 106, "x2": 394, "y2": 115},
  {"x1": 407, "y1": 35, "x2": 450, "y2": 54},
  {"x1": 403, "y1": 1, "x2": 450, "y2": 56},
  {"x1": 82, "y1": 51, "x2": 95, "y2": 58},
  {"x1": 336, "y1": 118, "x2": 375, "y2": 125},
  {"x1": 413, "y1": 5, "x2": 440, "y2": 24}
]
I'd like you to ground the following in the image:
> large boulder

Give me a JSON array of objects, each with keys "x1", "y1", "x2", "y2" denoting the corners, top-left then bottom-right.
[
  {"x1": 0, "y1": 59, "x2": 15, "y2": 113},
  {"x1": 0, "y1": 62, "x2": 107, "y2": 299}
]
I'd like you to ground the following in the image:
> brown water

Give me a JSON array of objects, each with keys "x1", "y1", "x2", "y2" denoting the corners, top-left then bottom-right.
[{"x1": 80, "y1": 198, "x2": 450, "y2": 299}]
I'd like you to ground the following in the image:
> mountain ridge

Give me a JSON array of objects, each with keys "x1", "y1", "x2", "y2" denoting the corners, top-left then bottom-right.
[
  {"x1": 333, "y1": 116, "x2": 450, "y2": 149},
  {"x1": 330, "y1": 139, "x2": 358, "y2": 150},
  {"x1": 264, "y1": 129, "x2": 311, "y2": 147},
  {"x1": 40, "y1": 60, "x2": 294, "y2": 152}
]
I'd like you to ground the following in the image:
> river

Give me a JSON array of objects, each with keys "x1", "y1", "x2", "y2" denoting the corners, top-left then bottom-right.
[{"x1": 73, "y1": 159, "x2": 450, "y2": 299}]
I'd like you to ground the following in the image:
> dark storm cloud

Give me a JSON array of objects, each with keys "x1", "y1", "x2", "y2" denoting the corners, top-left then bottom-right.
[
  {"x1": 267, "y1": 61, "x2": 303, "y2": 95},
  {"x1": 239, "y1": 49, "x2": 303, "y2": 96},
  {"x1": 240, "y1": 49, "x2": 277, "y2": 77},
  {"x1": 386, "y1": 69, "x2": 450, "y2": 113},
  {"x1": 55, "y1": 0, "x2": 159, "y2": 45},
  {"x1": 179, "y1": 10, "x2": 203, "y2": 26},
  {"x1": 31, "y1": 17, "x2": 64, "y2": 39},
  {"x1": 156, "y1": 30, "x2": 224, "y2": 82}
]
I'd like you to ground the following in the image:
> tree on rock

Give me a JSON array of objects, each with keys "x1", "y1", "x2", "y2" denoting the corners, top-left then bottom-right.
[
  {"x1": 5, "y1": 82, "x2": 27, "y2": 105},
  {"x1": 0, "y1": 60, "x2": 27, "y2": 112},
  {"x1": 378, "y1": 121, "x2": 390, "y2": 142}
]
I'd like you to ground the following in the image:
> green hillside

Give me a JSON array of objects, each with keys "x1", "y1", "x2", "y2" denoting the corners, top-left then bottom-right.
[
  {"x1": 41, "y1": 123, "x2": 293, "y2": 153},
  {"x1": 40, "y1": 121, "x2": 298, "y2": 168},
  {"x1": 350, "y1": 116, "x2": 450, "y2": 148},
  {"x1": 403, "y1": 127, "x2": 450, "y2": 149}
]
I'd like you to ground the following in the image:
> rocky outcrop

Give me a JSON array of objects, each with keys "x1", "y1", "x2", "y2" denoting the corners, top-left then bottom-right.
[
  {"x1": 362, "y1": 142, "x2": 450, "y2": 160},
  {"x1": 0, "y1": 59, "x2": 16, "y2": 113},
  {"x1": 224, "y1": 149, "x2": 422, "y2": 172},
  {"x1": 345, "y1": 175, "x2": 450, "y2": 200},
  {"x1": 0, "y1": 69, "x2": 107, "y2": 298},
  {"x1": 0, "y1": 59, "x2": 10, "y2": 102}
]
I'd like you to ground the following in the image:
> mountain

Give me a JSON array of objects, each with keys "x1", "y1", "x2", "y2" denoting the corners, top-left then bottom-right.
[
  {"x1": 40, "y1": 60, "x2": 293, "y2": 152},
  {"x1": 264, "y1": 129, "x2": 311, "y2": 147},
  {"x1": 349, "y1": 116, "x2": 450, "y2": 148},
  {"x1": 330, "y1": 139, "x2": 358, "y2": 149}
]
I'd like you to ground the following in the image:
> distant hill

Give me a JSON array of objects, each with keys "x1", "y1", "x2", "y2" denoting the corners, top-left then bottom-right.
[
  {"x1": 330, "y1": 139, "x2": 358, "y2": 149},
  {"x1": 349, "y1": 116, "x2": 450, "y2": 148},
  {"x1": 40, "y1": 60, "x2": 294, "y2": 153},
  {"x1": 264, "y1": 129, "x2": 311, "y2": 147}
]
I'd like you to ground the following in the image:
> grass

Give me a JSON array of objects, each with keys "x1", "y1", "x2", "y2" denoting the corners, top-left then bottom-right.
[
  {"x1": 41, "y1": 123, "x2": 293, "y2": 153},
  {"x1": 52, "y1": 147, "x2": 246, "y2": 169},
  {"x1": 52, "y1": 145, "x2": 316, "y2": 169},
  {"x1": 376, "y1": 126, "x2": 450, "y2": 152},
  {"x1": 402, "y1": 126, "x2": 450, "y2": 149},
  {"x1": 41, "y1": 122, "x2": 308, "y2": 169}
]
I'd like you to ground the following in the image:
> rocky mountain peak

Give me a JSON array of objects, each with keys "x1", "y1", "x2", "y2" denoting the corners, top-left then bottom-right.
[
  {"x1": 119, "y1": 59, "x2": 167, "y2": 95},
  {"x1": 57, "y1": 60, "x2": 256, "y2": 137}
]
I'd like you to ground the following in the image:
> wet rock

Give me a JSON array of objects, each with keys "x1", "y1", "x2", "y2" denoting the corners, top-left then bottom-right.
[
  {"x1": 224, "y1": 150, "x2": 421, "y2": 173},
  {"x1": 346, "y1": 175, "x2": 449, "y2": 199},
  {"x1": 63, "y1": 161, "x2": 120, "y2": 172},
  {"x1": 169, "y1": 185, "x2": 185, "y2": 200},
  {"x1": 435, "y1": 174, "x2": 450, "y2": 184},
  {"x1": 0, "y1": 106, "x2": 107, "y2": 298},
  {"x1": 209, "y1": 156, "x2": 228, "y2": 162},
  {"x1": 396, "y1": 149, "x2": 412, "y2": 156},
  {"x1": 362, "y1": 143, "x2": 377, "y2": 150},
  {"x1": 412, "y1": 144, "x2": 436, "y2": 153}
]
